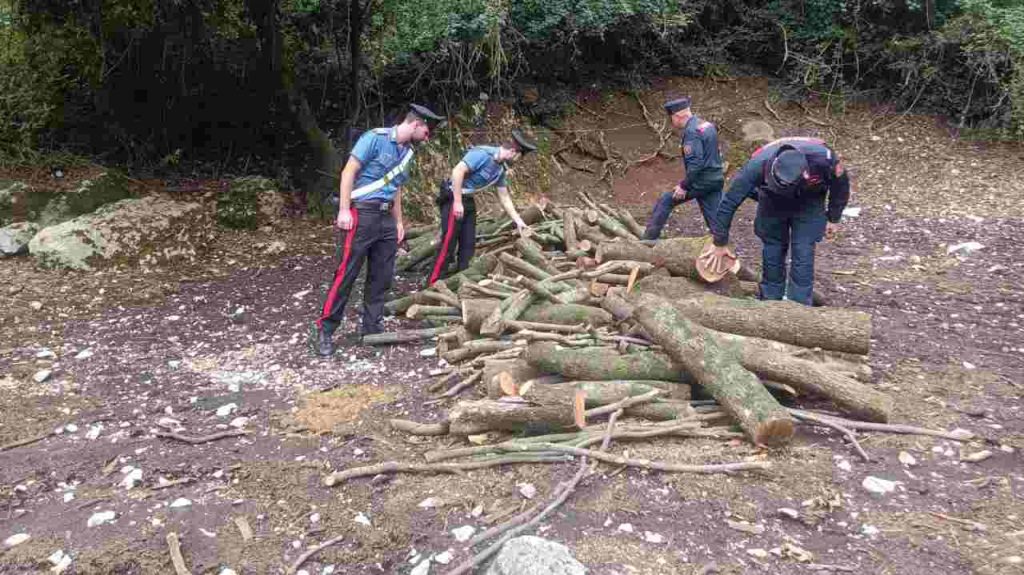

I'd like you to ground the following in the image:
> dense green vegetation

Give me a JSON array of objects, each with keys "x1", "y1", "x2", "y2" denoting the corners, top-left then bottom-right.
[{"x1": 1, "y1": 0, "x2": 1022, "y2": 189}]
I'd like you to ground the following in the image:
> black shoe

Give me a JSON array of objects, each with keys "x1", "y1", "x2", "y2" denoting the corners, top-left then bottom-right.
[{"x1": 314, "y1": 325, "x2": 335, "y2": 357}]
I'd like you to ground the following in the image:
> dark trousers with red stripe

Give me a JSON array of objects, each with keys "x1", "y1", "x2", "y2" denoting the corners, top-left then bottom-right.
[
  {"x1": 427, "y1": 185, "x2": 476, "y2": 286},
  {"x1": 316, "y1": 203, "x2": 398, "y2": 336}
]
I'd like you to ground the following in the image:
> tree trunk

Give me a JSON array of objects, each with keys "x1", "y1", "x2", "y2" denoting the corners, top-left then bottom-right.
[
  {"x1": 634, "y1": 294, "x2": 795, "y2": 447},
  {"x1": 667, "y1": 293, "x2": 871, "y2": 355},
  {"x1": 523, "y1": 342, "x2": 690, "y2": 383},
  {"x1": 515, "y1": 238, "x2": 560, "y2": 275},
  {"x1": 634, "y1": 273, "x2": 757, "y2": 300}
]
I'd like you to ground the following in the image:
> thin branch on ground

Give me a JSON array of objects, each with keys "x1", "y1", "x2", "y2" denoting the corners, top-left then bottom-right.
[
  {"x1": 790, "y1": 409, "x2": 870, "y2": 462},
  {"x1": 0, "y1": 431, "x2": 53, "y2": 451},
  {"x1": 154, "y1": 430, "x2": 248, "y2": 444},
  {"x1": 287, "y1": 535, "x2": 345, "y2": 575}
]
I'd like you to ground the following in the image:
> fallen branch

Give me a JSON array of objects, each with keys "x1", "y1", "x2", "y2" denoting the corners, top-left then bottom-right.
[
  {"x1": 450, "y1": 411, "x2": 625, "y2": 575},
  {"x1": 764, "y1": 99, "x2": 782, "y2": 122},
  {"x1": 287, "y1": 535, "x2": 344, "y2": 575},
  {"x1": 788, "y1": 408, "x2": 974, "y2": 441},
  {"x1": 323, "y1": 455, "x2": 573, "y2": 486},
  {"x1": 584, "y1": 389, "x2": 663, "y2": 419},
  {"x1": 790, "y1": 409, "x2": 870, "y2": 462},
  {"x1": 166, "y1": 533, "x2": 192, "y2": 575},
  {"x1": 0, "y1": 430, "x2": 52, "y2": 451},
  {"x1": 154, "y1": 430, "x2": 248, "y2": 445}
]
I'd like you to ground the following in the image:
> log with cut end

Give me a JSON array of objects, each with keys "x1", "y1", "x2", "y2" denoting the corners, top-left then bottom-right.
[
  {"x1": 563, "y1": 210, "x2": 579, "y2": 252},
  {"x1": 482, "y1": 358, "x2": 545, "y2": 392},
  {"x1": 668, "y1": 293, "x2": 871, "y2": 355},
  {"x1": 362, "y1": 327, "x2": 453, "y2": 346},
  {"x1": 519, "y1": 303, "x2": 613, "y2": 327},
  {"x1": 517, "y1": 380, "x2": 691, "y2": 406},
  {"x1": 523, "y1": 342, "x2": 690, "y2": 383},
  {"x1": 462, "y1": 299, "x2": 501, "y2": 333},
  {"x1": 448, "y1": 399, "x2": 575, "y2": 435},
  {"x1": 406, "y1": 305, "x2": 461, "y2": 320},
  {"x1": 633, "y1": 273, "x2": 756, "y2": 300},
  {"x1": 480, "y1": 290, "x2": 536, "y2": 336},
  {"x1": 634, "y1": 294, "x2": 795, "y2": 447},
  {"x1": 596, "y1": 237, "x2": 706, "y2": 278}
]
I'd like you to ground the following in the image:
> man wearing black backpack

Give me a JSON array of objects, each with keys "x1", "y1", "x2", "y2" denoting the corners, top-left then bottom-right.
[{"x1": 704, "y1": 137, "x2": 850, "y2": 306}]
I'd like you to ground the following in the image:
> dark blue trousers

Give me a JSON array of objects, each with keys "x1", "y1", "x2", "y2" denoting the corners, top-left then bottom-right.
[
  {"x1": 754, "y1": 202, "x2": 826, "y2": 306},
  {"x1": 643, "y1": 180, "x2": 724, "y2": 240}
]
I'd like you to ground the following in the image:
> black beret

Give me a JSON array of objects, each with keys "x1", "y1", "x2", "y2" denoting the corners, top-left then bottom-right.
[
  {"x1": 663, "y1": 96, "x2": 692, "y2": 115},
  {"x1": 409, "y1": 103, "x2": 445, "y2": 125},
  {"x1": 511, "y1": 129, "x2": 538, "y2": 154}
]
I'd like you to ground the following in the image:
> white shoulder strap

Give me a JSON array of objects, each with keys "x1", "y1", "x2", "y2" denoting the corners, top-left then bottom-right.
[{"x1": 351, "y1": 147, "x2": 415, "y2": 199}]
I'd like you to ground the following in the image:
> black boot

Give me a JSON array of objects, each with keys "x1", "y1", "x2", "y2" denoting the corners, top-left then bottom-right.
[{"x1": 313, "y1": 324, "x2": 335, "y2": 357}]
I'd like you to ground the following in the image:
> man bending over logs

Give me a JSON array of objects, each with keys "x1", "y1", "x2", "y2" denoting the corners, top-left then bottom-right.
[
  {"x1": 427, "y1": 129, "x2": 538, "y2": 286},
  {"x1": 705, "y1": 137, "x2": 850, "y2": 305}
]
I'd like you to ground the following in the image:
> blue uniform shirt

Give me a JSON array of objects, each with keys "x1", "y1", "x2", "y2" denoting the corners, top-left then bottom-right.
[
  {"x1": 460, "y1": 146, "x2": 507, "y2": 194},
  {"x1": 350, "y1": 127, "x2": 414, "y2": 202},
  {"x1": 681, "y1": 115, "x2": 724, "y2": 190},
  {"x1": 712, "y1": 137, "x2": 850, "y2": 246}
]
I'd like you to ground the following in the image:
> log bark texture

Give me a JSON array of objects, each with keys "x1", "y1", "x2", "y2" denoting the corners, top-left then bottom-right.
[
  {"x1": 520, "y1": 380, "x2": 691, "y2": 406},
  {"x1": 667, "y1": 293, "x2": 871, "y2": 355},
  {"x1": 462, "y1": 299, "x2": 501, "y2": 334},
  {"x1": 519, "y1": 303, "x2": 612, "y2": 327},
  {"x1": 523, "y1": 342, "x2": 690, "y2": 383},
  {"x1": 448, "y1": 399, "x2": 575, "y2": 435},
  {"x1": 634, "y1": 294, "x2": 795, "y2": 447}
]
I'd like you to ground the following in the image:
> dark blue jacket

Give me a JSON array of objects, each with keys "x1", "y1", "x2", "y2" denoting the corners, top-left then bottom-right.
[
  {"x1": 680, "y1": 115, "x2": 724, "y2": 191},
  {"x1": 712, "y1": 137, "x2": 850, "y2": 246}
]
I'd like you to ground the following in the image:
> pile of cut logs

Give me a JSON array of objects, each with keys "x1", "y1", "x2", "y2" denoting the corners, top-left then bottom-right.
[
  {"x1": 325, "y1": 193, "x2": 976, "y2": 574},
  {"x1": 356, "y1": 192, "x2": 897, "y2": 451}
]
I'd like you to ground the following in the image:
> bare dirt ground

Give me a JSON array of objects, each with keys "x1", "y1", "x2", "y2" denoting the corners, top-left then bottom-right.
[{"x1": 2, "y1": 78, "x2": 1023, "y2": 574}]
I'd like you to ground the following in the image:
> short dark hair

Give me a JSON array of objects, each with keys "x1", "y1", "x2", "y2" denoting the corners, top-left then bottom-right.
[
  {"x1": 503, "y1": 138, "x2": 519, "y2": 150},
  {"x1": 404, "y1": 110, "x2": 422, "y2": 124}
]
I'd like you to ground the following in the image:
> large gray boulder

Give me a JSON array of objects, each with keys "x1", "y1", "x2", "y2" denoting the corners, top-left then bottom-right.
[
  {"x1": 28, "y1": 196, "x2": 214, "y2": 270},
  {"x1": 485, "y1": 536, "x2": 586, "y2": 575},
  {"x1": 34, "y1": 171, "x2": 131, "y2": 227},
  {"x1": 0, "y1": 222, "x2": 39, "y2": 257}
]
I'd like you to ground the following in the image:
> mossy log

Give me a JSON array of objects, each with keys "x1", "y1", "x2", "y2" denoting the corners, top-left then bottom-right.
[
  {"x1": 515, "y1": 237, "x2": 561, "y2": 275},
  {"x1": 462, "y1": 299, "x2": 501, "y2": 334},
  {"x1": 634, "y1": 294, "x2": 795, "y2": 447},
  {"x1": 519, "y1": 303, "x2": 612, "y2": 327},
  {"x1": 523, "y1": 342, "x2": 690, "y2": 383},
  {"x1": 516, "y1": 380, "x2": 691, "y2": 406},
  {"x1": 667, "y1": 293, "x2": 871, "y2": 355},
  {"x1": 362, "y1": 327, "x2": 452, "y2": 346},
  {"x1": 448, "y1": 399, "x2": 574, "y2": 435}
]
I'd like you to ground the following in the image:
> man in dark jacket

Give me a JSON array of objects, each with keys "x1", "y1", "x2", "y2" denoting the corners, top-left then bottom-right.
[
  {"x1": 705, "y1": 137, "x2": 850, "y2": 306},
  {"x1": 643, "y1": 96, "x2": 724, "y2": 240}
]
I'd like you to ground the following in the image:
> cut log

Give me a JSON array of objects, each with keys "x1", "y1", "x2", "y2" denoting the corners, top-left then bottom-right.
[
  {"x1": 515, "y1": 238, "x2": 560, "y2": 275},
  {"x1": 520, "y1": 303, "x2": 613, "y2": 327},
  {"x1": 736, "y1": 349, "x2": 892, "y2": 422},
  {"x1": 363, "y1": 327, "x2": 452, "y2": 346},
  {"x1": 442, "y1": 340, "x2": 520, "y2": 364},
  {"x1": 523, "y1": 342, "x2": 690, "y2": 383},
  {"x1": 596, "y1": 237, "x2": 706, "y2": 278},
  {"x1": 498, "y1": 252, "x2": 553, "y2": 282},
  {"x1": 519, "y1": 201, "x2": 548, "y2": 226},
  {"x1": 480, "y1": 290, "x2": 536, "y2": 336},
  {"x1": 397, "y1": 236, "x2": 439, "y2": 271},
  {"x1": 448, "y1": 399, "x2": 575, "y2": 435},
  {"x1": 406, "y1": 305, "x2": 461, "y2": 320},
  {"x1": 443, "y1": 254, "x2": 499, "y2": 292},
  {"x1": 462, "y1": 299, "x2": 501, "y2": 334},
  {"x1": 667, "y1": 293, "x2": 871, "y2": 355},
  {"x1": 519, "y1": 380, "x2": 691, "y2": 406},
  {"x1": 634, "y1": 294, "x2": 795, "y2": 447},
  {"x1": 601, "y1": 288, "x2": 635, "y2": 322},
  {"x1": 563, "y1": 210, "x2": 578, "y2": 252},
  {"x1": 634, "y1": 274, "x2": 753, "y2": 300},
  {"x1": 482, "y1": 359, "x2": 552, "y2": 396}
]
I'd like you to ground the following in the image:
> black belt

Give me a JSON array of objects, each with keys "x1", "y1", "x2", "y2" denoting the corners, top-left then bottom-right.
[{"x1": 354, "y1": 200, "x2": 392, "y2": 212}]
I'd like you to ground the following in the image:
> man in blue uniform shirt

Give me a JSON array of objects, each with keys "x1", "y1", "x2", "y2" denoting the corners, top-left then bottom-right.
[
  {"x1": 643, "y1": 96, "x2": 724, "y2": 240},
  {"x1": 705, "y1": 137, "x2": 850, "y2": 306},
  {"x1": 427, "y1": 129, "x2": 538, "y2": 286},
  {"x1": 313, "y1": 103, "x2": 445, "y2": 356}
]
